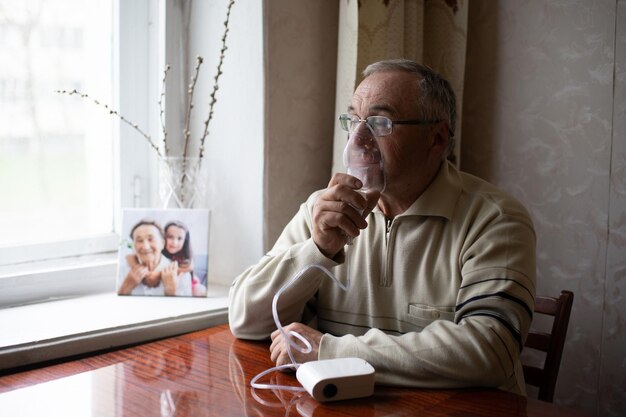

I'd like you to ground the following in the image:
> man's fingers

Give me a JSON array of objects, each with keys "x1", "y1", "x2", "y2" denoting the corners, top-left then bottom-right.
[
  {"x1": 276, "y1": 353, "x2": 292, "y2": 369},
  {"x1": 269, "y1": 335, "x2": 292, "y2": 366},
  {"x1": 269, "y1": 333, "x2": 281, "y2": 353},
  {"x1": 314, "y1": 199, "x2": 368, "y2": 231},
  {"x1": 269, "y1": 343, "x2": 280, "y2": 363},
  {"x1": 321, "y1": 184, "x2": 368, "y2": 212},
  {"x1": 312, "y1": 173, "x2": 376, "y2": 258},
  {"x1": 270, "y1": 328, "x2": 280, "y2": 341},
  {"x1": 328, "y1": 172, "x2": 362, "y2": 189},
  {"x1": 318, "y1": 213, "x2": 361, "y2": 239}
]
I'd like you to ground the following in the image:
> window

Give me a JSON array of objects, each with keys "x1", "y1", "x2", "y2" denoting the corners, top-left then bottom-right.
[
  {"x1": 0, "y1": 0, "x2": 159, "y2": 306},
  {"x1": 0, "y1": 0, "x2": 264, "y2": 308},
  {"x1": 0, "y1": 0, "x2": 116, "y2": 252}
]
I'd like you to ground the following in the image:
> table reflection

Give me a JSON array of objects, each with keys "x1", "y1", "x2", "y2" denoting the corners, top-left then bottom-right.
[
  {"x1": 228, "y1": 338, "x2": 300, "y2": 416},
  {"x1": 0, "y1": 324, "x2": 571, "y2": 417},
  {"x1": 0, "y1": 372, "x2": 104, "y2": 417},
  {"x1": 125, "y1": 342, "x2": 201, "y2": 417},
  {"x1": 0, "y1": 340, "x2": 213, "y2": 417}
]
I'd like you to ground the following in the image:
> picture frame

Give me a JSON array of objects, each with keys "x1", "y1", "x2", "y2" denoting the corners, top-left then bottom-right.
[{"x1": 116, "y1": 208, "x2": 210, "y2": 297}]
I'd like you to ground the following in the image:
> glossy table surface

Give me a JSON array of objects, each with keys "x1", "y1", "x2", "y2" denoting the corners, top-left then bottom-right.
[{"x1": 0, "y1": 324, "x2": 589, "y2": 417}]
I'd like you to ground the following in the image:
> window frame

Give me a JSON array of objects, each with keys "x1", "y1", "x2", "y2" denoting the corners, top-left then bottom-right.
[
  {"x1": 0, "y1": 0, "x2": 161, "y2": 307},
  {"x1": 1, "y1": 0, "x2": 267, "y2": 308}
]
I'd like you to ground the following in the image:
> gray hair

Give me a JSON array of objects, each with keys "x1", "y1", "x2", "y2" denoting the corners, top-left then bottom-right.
[{"x1": 363, "y1": 59, "x2": 456, "y2": 157}]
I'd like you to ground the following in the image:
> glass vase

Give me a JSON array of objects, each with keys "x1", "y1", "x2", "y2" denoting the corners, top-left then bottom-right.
[{"x1": 158, "y1": 157, "x2": 208, "y2": 209}]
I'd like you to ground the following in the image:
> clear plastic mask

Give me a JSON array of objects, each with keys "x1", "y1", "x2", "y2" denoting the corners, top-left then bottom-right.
[{"x1": 342, "y1": 122, "x2": 385, "y2": 194}]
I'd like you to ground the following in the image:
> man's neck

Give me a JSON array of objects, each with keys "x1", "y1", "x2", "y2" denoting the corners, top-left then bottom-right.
[{"x1": 378, "y1": 161, "x2": 443, "y2": 219}]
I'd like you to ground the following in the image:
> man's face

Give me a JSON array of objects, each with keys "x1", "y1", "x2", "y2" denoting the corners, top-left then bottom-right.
[
  {"x1": 132, "y1": 224, "x2": 164, "y2": 266},
  {"x1": 349, "y1": 71, "x2": 443, "y2": 192}
]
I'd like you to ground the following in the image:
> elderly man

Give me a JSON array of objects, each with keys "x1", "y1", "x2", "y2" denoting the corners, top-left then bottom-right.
[
  {"x1": 118, "y1": 219, "x2": 192, "y2": 296},
  {"x1": 229, "y1": 59, "x2": 536, "y2": 395}
]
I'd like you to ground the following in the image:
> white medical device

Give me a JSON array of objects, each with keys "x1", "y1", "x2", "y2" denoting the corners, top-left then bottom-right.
[{"x1": 296, "y1": 357, "x2": 375, "y2": 402}]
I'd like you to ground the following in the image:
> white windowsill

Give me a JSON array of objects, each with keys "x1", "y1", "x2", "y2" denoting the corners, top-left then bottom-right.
[{"x1": 0, "y1": 286, "x2": 230, "y2": 372}]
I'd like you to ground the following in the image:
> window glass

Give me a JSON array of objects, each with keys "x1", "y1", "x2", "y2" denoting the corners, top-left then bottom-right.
[{"x1": 0, "y1": 0, "x2": 114, "y2": 247}]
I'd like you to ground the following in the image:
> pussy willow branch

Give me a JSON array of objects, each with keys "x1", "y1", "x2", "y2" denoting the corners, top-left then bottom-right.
[
  {"x1": 56, "y1": 0, "x2": 235, "y2": 197},
  {"x1": 179, "y1": 56, "x2": 204, "y2": 189},
  {"x1": 158, "y1": 64, "x2": 171, "y2": 156},
  {"x1": 199, "y1": 0, "x2": 235, "y2": 159},
  {"x1": 55, "y1": 89, "x2": 163, "y2": 158},
  {"x1": 182, "y1": 56, "x2": 203, "y2": 163}
]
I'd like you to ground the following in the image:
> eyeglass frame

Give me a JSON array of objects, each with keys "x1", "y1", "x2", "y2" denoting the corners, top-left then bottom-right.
[{"x1": 338, "y1": 113, "x2": 443, "y2": 137}]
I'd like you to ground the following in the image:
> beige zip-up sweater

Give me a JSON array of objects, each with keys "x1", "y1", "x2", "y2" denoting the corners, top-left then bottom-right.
[{"x1": 229, "y1": 161, "x2": 536, "y2": 395}]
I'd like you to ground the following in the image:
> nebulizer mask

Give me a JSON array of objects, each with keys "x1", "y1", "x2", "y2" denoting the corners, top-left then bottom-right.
[
  {"x1": 343, "y1": 117, "x2": 385, "y2": 216},
  {"x1": 250, "y1": 117, "x2": 384, "y2": 403}
]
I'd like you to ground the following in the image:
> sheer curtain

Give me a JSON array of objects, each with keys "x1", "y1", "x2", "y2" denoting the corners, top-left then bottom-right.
[{"x1": 332, "y1": 0, "x2": 468, "y2": 172}]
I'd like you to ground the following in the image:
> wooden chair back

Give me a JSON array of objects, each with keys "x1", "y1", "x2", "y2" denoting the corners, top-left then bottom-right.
[{"x1": 523, "y1": 290, "x2": 574, "y2": 402}]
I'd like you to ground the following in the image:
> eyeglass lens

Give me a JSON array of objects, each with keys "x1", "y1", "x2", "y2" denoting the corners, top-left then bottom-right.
[{"x1": 339, "y1": 114, "x2": 392, "y2": 136}]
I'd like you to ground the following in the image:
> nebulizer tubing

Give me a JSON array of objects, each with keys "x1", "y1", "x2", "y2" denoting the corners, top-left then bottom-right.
[
  {"x1": 250, "y1": 261, "x2": 352, "y2": 392},
  {"x1": 250, "y1": 121, "x2": 384, "y2": 393}
]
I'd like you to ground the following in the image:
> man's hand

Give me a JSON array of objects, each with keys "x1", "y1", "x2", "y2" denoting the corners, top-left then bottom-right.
[
  {"x1": 270, "y1": 323, "x2": 322, "y2": 367},
  {"x1": 312, "y1": 173, "x2": 380, "y2": 259}
]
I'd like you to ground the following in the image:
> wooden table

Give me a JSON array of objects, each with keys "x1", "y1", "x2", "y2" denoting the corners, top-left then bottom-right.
[{"x1": 0, "y1": 324, "x2": 589, "y2": 417}]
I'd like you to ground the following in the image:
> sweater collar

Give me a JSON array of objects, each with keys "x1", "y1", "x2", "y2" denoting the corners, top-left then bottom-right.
[{"x1": 374, "y1": 160, "x2": 461, "y2": 220}]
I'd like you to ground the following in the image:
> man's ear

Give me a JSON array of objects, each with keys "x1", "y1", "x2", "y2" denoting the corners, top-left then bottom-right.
[{"x1": 429, "y1": 122, "x2": 450, "y2": 155}]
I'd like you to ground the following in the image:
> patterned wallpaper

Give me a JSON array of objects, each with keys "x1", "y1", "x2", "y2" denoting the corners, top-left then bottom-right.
[{"x1": 461, "y1": 1, "x2": 625, "y2": 416}]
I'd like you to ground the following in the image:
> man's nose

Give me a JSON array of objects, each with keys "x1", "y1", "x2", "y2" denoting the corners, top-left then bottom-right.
[{"x1": 351, "y1": 123, "x2": 377, "y2": 147}]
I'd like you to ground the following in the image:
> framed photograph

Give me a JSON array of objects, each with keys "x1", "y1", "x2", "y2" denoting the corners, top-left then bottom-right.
[{"x1": 116, "y1": 208, "x2": 210, "y2": 297}]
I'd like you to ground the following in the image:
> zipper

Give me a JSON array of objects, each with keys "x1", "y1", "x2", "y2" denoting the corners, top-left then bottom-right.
[
  {"x1": 382, "y1": 217, "x2": 394, "y2": 287},
  {"x1": 385, "y1": 217, "x2": 392, "y2": 242}
]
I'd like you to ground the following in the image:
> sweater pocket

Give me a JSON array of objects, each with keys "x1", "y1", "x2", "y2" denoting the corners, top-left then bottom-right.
[{"x1": 407, "y1": 304, "x2": 455, "y2": 329}]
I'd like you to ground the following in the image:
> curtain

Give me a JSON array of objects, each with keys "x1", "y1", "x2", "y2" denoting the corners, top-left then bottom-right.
[{"x1": 332, "y1": 0, "x2": 468, "y2": 172}]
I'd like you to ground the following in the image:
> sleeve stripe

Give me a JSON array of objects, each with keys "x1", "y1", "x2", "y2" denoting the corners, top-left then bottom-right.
[
  {"x1": 456, "y1": 291, "x2": 533, "y2": 319},
  {"x1": 462, "y1": 311, "x2": 523, "y2": 352},
  {"x1": 459, "y1": 277, "x2": 534, "y2": 299},
  {"x1": 489, "y1": 326, "x2": 515, "y2": 375},
  {"x1": 319, "y1": 317, "x2": 403, "y2": 336}
]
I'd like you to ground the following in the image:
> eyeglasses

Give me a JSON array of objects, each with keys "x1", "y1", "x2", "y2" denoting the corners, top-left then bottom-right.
[{"x1": 338, "y1": 113, "x2": 442, "y2": 137}]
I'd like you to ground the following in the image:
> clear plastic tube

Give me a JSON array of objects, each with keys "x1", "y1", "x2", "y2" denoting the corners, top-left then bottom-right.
[{"x1": 250, "y1": 261, "x2": 350, "y2": 392}]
